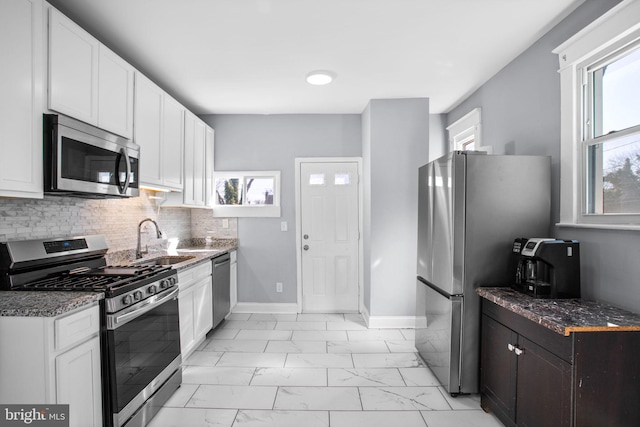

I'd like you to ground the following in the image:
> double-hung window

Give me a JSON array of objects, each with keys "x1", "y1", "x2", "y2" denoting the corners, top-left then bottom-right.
[
  {"x1": 555, "y1": 0, "x2": 640, "y2": 227},
  {"x1": 585, "y1": 45, "x2": 640, "y2": 214}
]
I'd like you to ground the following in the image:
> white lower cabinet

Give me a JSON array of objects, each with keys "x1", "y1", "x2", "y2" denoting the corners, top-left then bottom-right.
[
  {"x1": 56, "y1": 337, "x2": 102, "y2": 427},
  {"x1": 0, "y1": 303, "x2": 103, "y2": 427},
  {"x1": 178, "y1": 261, "x2": 213, "y2": 359}
]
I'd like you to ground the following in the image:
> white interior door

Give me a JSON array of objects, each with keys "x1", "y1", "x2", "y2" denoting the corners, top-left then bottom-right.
[{"x1": 300, "y1": 161, "x2": 360, "y2": 312}]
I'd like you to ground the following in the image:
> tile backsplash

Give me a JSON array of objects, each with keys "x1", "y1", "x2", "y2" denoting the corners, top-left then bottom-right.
[{"x1": 0, "y1": 191, "x2": 237, "y2": 253}]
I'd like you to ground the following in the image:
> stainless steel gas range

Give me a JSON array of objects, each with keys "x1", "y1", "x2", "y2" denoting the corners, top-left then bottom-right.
[{"x1": 0, "y1": 235, "x2": 182, "y2": 427}]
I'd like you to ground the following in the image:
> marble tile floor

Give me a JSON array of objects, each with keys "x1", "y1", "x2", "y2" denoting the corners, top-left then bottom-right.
[{"x1": 148, "y1": 313, "x2": 504, "y2": 427}]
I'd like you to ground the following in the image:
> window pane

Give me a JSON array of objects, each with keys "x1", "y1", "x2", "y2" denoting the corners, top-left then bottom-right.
[
  {"x1": 334, "y1": 173, "x2": 350, "y2": 185},
  {"x1": 215, "y1": 177, "x2": 241, "y2": 205},
  {"x1": 309, "y1": 173, "x2": 325, "y2": 185},
  {"x1": 588, "y1": 131, "x2": 640, "y2": 213},
  {"x1": 593, "y1": 47, "x2": 640, "y2": 137},
  {"x1": 462, "y1": 139, "x2": 475, "y2": 151},
  {"x1": 245, "y1": 177, "x2": 274, "y2": 205}
]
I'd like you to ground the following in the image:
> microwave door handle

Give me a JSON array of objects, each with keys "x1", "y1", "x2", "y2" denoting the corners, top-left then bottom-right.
[{"x1": 115, "y1": 148, "x2": 131, "y2": 194}]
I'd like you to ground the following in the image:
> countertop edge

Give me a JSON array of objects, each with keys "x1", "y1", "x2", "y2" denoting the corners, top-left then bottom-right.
[
  {"x1": 477, "y1": 287, "x2": 640, "y2": 336},
  {"x1": 0, "y1": 292, "x2": 104, "y2": 318}
]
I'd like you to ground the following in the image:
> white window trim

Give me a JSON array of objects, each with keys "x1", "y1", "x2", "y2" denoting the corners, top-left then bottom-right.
[
  {"x1": 212, "y1": 171, "x2": 281, "y2": 218},
  {"x1": 446, "y1": 108, "x2": 491, "y2": 153},
  {"x1": 553, "y1": 0, "x2": 640, "y2": 229}
]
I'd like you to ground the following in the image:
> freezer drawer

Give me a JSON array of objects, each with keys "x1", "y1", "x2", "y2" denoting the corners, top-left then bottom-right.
[{"x1": 415, "y1": 277, "x2": 463, "y2": 395}]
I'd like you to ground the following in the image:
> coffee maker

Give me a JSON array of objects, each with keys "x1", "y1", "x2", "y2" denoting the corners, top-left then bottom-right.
[{"x1": 510, "y1": 238, "x2": 581, "y2": 298}]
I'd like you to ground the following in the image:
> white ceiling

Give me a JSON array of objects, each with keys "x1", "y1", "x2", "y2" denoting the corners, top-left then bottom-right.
[{"x1": 48, "y1": 0, "x2": 584, "y2": 115}]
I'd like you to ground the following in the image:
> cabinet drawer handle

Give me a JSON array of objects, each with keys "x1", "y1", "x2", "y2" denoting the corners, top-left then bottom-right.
[
  {"x1": 514, "y1": 347, "x2": 524, "y2": 356},
  {"x1": 507, "y1": 343, "x2": 515, "y2": 352}
]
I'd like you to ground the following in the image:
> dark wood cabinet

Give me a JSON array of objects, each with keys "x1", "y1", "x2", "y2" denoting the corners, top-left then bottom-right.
[{"x1": 480, "y1": 299, "x2": 640, "y2": 427}]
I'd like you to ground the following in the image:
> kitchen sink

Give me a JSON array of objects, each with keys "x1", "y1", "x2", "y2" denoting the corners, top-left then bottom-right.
[{"x1": 144, "y1": 255, "x2": 196, "y2": 265}]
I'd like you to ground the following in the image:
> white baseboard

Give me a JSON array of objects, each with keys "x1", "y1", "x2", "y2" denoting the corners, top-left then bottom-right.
[
  {"x1": 232, "y1": 302, "x2": 299, "y2": 314},
  {"x1": 362, "y1": 306, "x2": 416, "y2": 329},
  {"x1": 232, "y1": 303, "x2": 415, "y2": 328}
]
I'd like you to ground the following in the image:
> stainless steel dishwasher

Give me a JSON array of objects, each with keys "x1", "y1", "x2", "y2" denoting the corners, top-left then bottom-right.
[{"x1": 212, "y1": 252, "x2": 231, "y2": 328}]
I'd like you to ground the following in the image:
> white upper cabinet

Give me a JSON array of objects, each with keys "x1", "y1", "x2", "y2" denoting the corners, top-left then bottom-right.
[
  {"x1": 165, "y1": 111, "x2": 213, "y2": 207},
  {"x1": 48, "y1": 7, "x2": 99, "y2": 124},
  {"x1": 162, "y1": 95, "x2": 184, "y2": 190},
  {"x1": 205, "y1": 126, "x2": 215, "y2": 207},
  {"x1": 0, "y1": 0, "x2": 44, "y2": 198},
  {"x1": 97, "y1": 45, "x2": 134, "y2": 138},
  {"x1": 134, "y1": 72, "x2": 163, "y2": 186},
  {"x1": 134, "y1": 71, "x2": 184, "y2": 191},
  {"x1": 48, "y1": 7, "x2": 133, "y2": 138}
]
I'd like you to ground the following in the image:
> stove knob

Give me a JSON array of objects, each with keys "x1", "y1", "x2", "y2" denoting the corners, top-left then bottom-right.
[
  {"x1": 159, "y1": 279, "x2": 168, "y2": 289},
  {"x1": 148, "y1": 285, "x2": 157, "y2": 295},
  {"x1": 134, "y1": 291, "x2": 143, "y2": 301},
  {"x1": 122, "y1": 294, "x2": 133, "y2": 305}
]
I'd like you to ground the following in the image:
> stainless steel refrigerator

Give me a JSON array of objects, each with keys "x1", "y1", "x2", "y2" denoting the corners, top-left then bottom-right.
[{"x1": 415, "y1": 151, "x2": 550, "y2": 395}]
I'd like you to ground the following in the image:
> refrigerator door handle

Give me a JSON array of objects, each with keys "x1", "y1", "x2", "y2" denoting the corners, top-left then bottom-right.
[{"x1": 417, "y1": 276, "x2": 463, "y2": 299}]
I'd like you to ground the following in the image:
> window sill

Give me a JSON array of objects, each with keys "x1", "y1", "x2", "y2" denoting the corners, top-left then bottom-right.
[
  {"x1": 213, "y1": 205, "x2": 281, "y2": 218},
  {"x1": 556, "y1": 222, "x2": 640, "y2": 232}
]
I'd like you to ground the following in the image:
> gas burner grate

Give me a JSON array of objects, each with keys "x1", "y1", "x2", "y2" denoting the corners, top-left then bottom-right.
[{"x1": 15, "y1": 264, "x2": 174, "y2": 296}]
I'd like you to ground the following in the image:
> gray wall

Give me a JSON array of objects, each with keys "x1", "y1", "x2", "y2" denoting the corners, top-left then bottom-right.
[
  {"x1": 363, "y1": 99, "x2": 430, "y2": 317},
  {"x1": 200, "y1": 114, "x2": 362, "y2": 304},
  {"x1": 446, "y1": 0, "x2": 639, "y2": 313},
  {"x1": 429, "y1": 114, "x2": 447, "y2": 162}
]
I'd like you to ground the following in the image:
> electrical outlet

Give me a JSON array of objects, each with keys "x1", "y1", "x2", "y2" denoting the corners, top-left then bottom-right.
[
  {"x1": 222, "y1": 218, "x2": 229, "y2": 229},
  {"x1": 276, "y1": 282, "x2": 283, "y2": 293},
  {"x1": 280, "y1": 221, "x2": 288, "y2": 232}
]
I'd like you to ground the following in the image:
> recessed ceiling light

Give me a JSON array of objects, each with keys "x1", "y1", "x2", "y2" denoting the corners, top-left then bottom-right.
[{"x1": 306, "y1": 70, "x2": 336, "y2": 85}]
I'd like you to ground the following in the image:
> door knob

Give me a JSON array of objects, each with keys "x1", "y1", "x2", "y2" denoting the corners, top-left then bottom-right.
[
  {"x1": 303, "y1": 245, "x2": 309, "y2": 250},
  {"x1": 303, "y1": 234, "x2": 309, "y2": 240}
]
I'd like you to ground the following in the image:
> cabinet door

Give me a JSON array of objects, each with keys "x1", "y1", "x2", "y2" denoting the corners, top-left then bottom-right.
[
  {"x1": 162, "y1": 95, "x2": 184, "y2": 190},
  {"x1": 194, "y1": 278, "x2": 213, "y2": 339},
  {"x1": 516, "y1": 337, "x2": 572, "y2": 427},
  {"x1": 179, "y1": 286, "x2": 195, "y2": 356},
  {"x1": 97, "y1": 45, "x2": 134, "y2": 138},
  {"x1": 204, "y1": 126, "x2": 215, "y2": 207},
  {"x1": 481, "y1": 315, "x2": 518, "y2": 422},
  {"x1": 55, "y1": 336, "x2": 102, "y2": 427},
  {"x1": 183, "y1": 111, "x2": 196, "y2": 205},
  {"x1": 0, "y1": 0, "x2": 43, "y2": 197},
  {"x1": 193, "y1": 119, "x2": 206, "y2": 206},
  {"x1": 49, "y1": 7, "x2": 99, "y2": 124},
  {"x1": 134, "y1": 72, "x2": 163, "y2": 187}
]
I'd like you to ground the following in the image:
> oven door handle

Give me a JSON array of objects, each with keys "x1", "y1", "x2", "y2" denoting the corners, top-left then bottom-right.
[{"x1": 107, "y1": 287, "x2": 179, "y2": 330}]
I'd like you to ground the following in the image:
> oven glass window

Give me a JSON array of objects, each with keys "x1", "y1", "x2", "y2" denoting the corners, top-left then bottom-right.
[
  {"x1": 61, "y1": 137, "x2": 139, "y2": 188},
  {"x1": 108, "y1": 297, "x2": 180, "y2": 412}
]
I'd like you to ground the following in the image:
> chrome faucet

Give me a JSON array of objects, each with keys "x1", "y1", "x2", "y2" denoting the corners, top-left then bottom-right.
[{"x1": 136, "y1": 218, "x2": 163, "y2": 259}]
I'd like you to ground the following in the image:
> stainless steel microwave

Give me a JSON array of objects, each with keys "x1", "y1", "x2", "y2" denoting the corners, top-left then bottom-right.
[{"x1": 44, "y1": 114, "x2": 140, "y2": 198}]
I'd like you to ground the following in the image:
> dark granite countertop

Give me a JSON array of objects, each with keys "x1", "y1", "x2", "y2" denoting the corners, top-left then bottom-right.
[
  {"x1": 477, "y1": 287, "x2": 640, "y2": 336},
  {"x1": 0, "y1": 291, "x2": 103, "y2": 317}
]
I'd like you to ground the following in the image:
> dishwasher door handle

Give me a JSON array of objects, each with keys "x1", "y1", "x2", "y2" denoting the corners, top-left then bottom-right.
[{"x1": 214, "y1": 259, "x2": 230, "y2": 268}]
